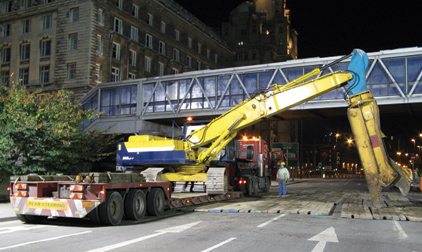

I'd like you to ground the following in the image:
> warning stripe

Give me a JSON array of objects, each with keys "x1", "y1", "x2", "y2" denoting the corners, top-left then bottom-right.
[{"x1": 370, "y1": 135, "x2": 380, "y2": 148}]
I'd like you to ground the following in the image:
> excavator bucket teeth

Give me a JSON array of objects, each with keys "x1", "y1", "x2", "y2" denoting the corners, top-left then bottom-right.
[{"x1": 389, "y1": 158, "x2": 411, "y2": 196}]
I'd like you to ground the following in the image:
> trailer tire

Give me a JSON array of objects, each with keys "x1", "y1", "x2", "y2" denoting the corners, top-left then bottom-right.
[
  {"x1": 125, "y1": 189, "x2": 146, "y2": 221},
  {"x1": 87, "y1": 208, "x2": 101, "y2": 225},
  {"x1": 263, "y1": 176, "x2": 271, "y2": 192},
  {"x1": 146, "y1": 188, "x2": 165, "y2": 216},
  {"x1": 99, "y1": 191, "x2": 124, "y2": 226}
]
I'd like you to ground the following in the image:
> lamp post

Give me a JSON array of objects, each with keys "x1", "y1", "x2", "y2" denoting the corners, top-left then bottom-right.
[{"x1": 412, "y1": 138, "x2": 416, "y2": 154}]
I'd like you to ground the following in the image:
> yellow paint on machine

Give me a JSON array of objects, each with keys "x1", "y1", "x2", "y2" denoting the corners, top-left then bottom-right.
[{"x1": 26, "y1": 200, "x2": 68, "y2": 211}]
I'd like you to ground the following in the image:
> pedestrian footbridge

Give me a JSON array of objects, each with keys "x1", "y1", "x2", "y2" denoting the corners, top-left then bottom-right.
[{"x1": 81, "y1": 47, "x2": 422, "y2": 133}]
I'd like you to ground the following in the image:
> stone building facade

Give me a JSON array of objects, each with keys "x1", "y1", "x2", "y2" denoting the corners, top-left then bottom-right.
[
  {"x1": 0, "y1": 0, "x2": 234, "y2": 98},
  {"x1": 221, "y1": 0, "x2": 297, "y2": 66}
]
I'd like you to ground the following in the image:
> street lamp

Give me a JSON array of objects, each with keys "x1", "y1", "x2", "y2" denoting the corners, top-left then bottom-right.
[{"x1": 412, "y1": 139, "x2": 416, "y2": 154}]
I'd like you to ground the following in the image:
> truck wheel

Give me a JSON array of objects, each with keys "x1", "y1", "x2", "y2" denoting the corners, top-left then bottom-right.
[
  {"x1": 252, "y1": 177, "x2": 259, "y2": 194},
  {"x1": 246, "y1": 178, "x2": 254, "y2": 196},
  {"x1": 99, "y1": 191, "x2": 124, "y2": 226},
  {"x1": 147, "y1": 188, "x2": 165, "y2": 216},
  {"x1": 125, "y1": 189, "x2": 146, "y2": 221},
  {"x1": 263, "y1": 176, "x2": 271, "y2": 192},
  {"x1": 17, "y1": 214, "x2": 47, "y2": 224}
]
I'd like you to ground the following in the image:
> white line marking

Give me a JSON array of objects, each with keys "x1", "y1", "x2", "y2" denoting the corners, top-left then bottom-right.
[
  {"x1": 0, "y1": 231, "x2": 92, "y2": 251},
  {"x1": 394, "y1": 221, "x2": 408, "y2": 239},
  {"x1": 86, "y1": 232, "x2": 164, "y2": 252},
  {"x1": 86, "y1": 221, "x2": 201, "y2": 252},
  {"x1": 0, "y1": 225, "x2": 45, "y2": 234},
  {"x1": 201, "y1": 238, "x2": 236, "y2": 252},
  {"x1": 257, "y1": 213, "x2": 286, "y2": 228}
]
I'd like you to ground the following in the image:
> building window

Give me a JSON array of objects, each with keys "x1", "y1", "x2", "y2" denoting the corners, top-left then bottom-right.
[
  {"x1": 129, "y1": 50, "x2": 136, "y2": 66},
  {"x1": 132, "y1": 4, "x2": 138, "y2": 18},
  {"x1": 147, "y1": 13, "x2": 153, "y2": 26},
  {"x1": 144, "y1": 57, "x2": 151, "y2": 72},
  {"x1": 159, "y1": 62, "x2": 164, "y2": 76},
  {"x1": 21, "y1": 0, "x2": 32, "y2": 9},
  {"x1": 96, "y1": 34, "x2": 102, "y2": 54},
  {"x1": 111, "y1": 67, "x2": 120, "y2": 82},
  {"x1": 207, "y1": 49, "x2": 210, "y2": 59},
  {"x1": 20, "y1": 43, "x2": 30, "y2": 60},
  {"x1": 188, "y1": 38, "x2": 192, "y2": 48},
  {"x1": 67, "y1": 62, "x2": 76, "y2": 80},
  {"x1": 197, "y1": 61, "x2": 201, "y2": 70},
  {"x1": 1, "y1": 71, "x2": 9, "y2": 85},
  {"x1": 115, "y1": 0, "x2": 122, "y2": 9},
  {"x1": 95, "y1": 64, "x2": 101, "y2": 82},
  {"x1": 40, "y1": 40, "x2": 51, "y2": 57},
  {"x1": 1, "y1": 47, "x2": 11, "y2": 63},
  {"x1": 186, "y1": 55, "x2": 192, "y2": 68},
  {"x1": 19, "y1": 68, "x2": 29, "y2": 85},
  {"x1": 114, "y1": 18, "x2": 123, "y2": 34},
  {"x1": 198, "y1": 44, "x2": 202, "y2": 54},
  {"x1": 40, "y1": 0, "x2": 53, "y2": 4},
  {"x1": 68, "y1": 33, "x2": 78, "y2": 51},
  {"x1": 130, "y1": 26, "x2": 139, "y2": 42},
  {"x1": 173, "y1": 49, "x2": 180, "y2": 62},
  {"x1": 39, "y1": 65, "x2": 49, "y2": 83},
  {"x1": 112, "y1": 43, "x2": 120, "y2": 60},
  {"x1": 1, "y1": 1, "x2": 12, "y2": 13},
  {"x1": 42, "y1": 15, "x2": 52, "y2": 29},
  {"x1": 128, "y1": 73, "x2": 136, "y2": 79},
  {"x1": 215, "y1": 54, "x2": 218, "y2": 63},
  {"x1": 22, "y1": 19, "x2": 31, "y2": 34},
  {"x1": 70, "y1": 8, "x2": 79, "y2": 22},
  {"x1": 172, "y1": 68, "x2": 179, "y2": 74},
  {"x1": 175, "y1": 30, "x2": 180, "y2": 41},
  {"x1": 159, "y1": 41, "x2": 165, "y2": 54},
  {"x1": 2, "y1": 24, "x2": 11, "y2": 37},
  {"x1": 145, "y1": 34, "x2": 152, "y2": 49},
  {"x1": 98, "y1": 9, "x2": 104, "y2": 24},
  {"x1": 160, "y1": 21, "x2": 166, "y2": 33}
]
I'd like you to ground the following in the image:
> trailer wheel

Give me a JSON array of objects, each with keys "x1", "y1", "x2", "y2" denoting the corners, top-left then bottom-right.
[
  {"x1": 125, "y1": 189, "x2": 146, "y2": 221},
  {"x1": 99, "y1": 191, "x2": 124, "y2": 226},
  {"x1": 87, "y1": 208, "x2": 101, "y2": 225},
  {"x1": 146, "y1": 188, "x2": 165, "y2": 216},
  {"x1": 263, "y1": 176, "x2": 271, "y2": 192},
  {"x1": 17, "y1": 214, "x2": 47, "y2": 224}
]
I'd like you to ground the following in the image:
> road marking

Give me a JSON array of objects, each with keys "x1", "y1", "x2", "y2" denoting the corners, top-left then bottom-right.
[
  {"x1": 86, "y1": 221, "x2": 202, "y2": 252},
  {"x1": 257, "y1": 213, "x2": 286, "y2": 228},
  {"x1": 394, "y1": 221, "x2": 408, "y2": 239},
  {"x1": 0, "y1": 225, "x2": 46, "y2": 234},
  {"x1": 0, "y1": 231, "x2": 91, "y2": 251},
  {"x1": 343, "y1": 179, "x2": 354, "y2": 185},
  {"x1": 308, "y1": 227, "x2": 338, "y2": 252},
  {"x1": 201, "y1": 238, "x2": 236, "y2": 252}
]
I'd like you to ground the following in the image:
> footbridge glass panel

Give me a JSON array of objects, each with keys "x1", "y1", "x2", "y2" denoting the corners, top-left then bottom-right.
[{"x1": 80, "y1": 48, "x2": 422, "y2": 131}]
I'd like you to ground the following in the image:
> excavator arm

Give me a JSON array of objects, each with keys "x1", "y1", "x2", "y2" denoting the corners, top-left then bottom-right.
[
  {"x1": 346, "y1": 49, "x2": 410, "y2": 207},
  {"x1": 117, "y1": 49, "x2": 411, "y2": 205}
]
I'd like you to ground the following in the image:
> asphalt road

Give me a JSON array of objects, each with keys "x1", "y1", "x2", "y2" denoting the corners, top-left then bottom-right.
[{"x1": 1, "y1": 178, "x2": 421, "y2": 252}]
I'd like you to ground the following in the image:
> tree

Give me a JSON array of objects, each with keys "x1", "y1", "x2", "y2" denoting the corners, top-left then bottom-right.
[{"x1": 0, "y1": 84, "x2": 117, "y2": 180}]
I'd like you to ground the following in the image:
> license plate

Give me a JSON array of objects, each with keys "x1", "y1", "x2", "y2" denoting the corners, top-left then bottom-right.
[{"x1": 26, "y1": 200, "x2": 68, "y2": 211}]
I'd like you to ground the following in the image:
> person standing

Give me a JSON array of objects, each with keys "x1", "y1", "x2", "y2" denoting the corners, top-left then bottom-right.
[{"x1": 276, "y1": 162, "x2": 290, "y2": 196}]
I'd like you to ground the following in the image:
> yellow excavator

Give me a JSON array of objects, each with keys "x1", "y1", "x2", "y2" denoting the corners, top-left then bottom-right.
[{"x1": 117, "y1": 49, "x2": 411, "y2": 207}]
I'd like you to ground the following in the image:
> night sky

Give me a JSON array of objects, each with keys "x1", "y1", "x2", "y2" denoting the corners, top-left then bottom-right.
[{"x1": 174, "y1": 0, "x2": 421, "y2": 58}]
